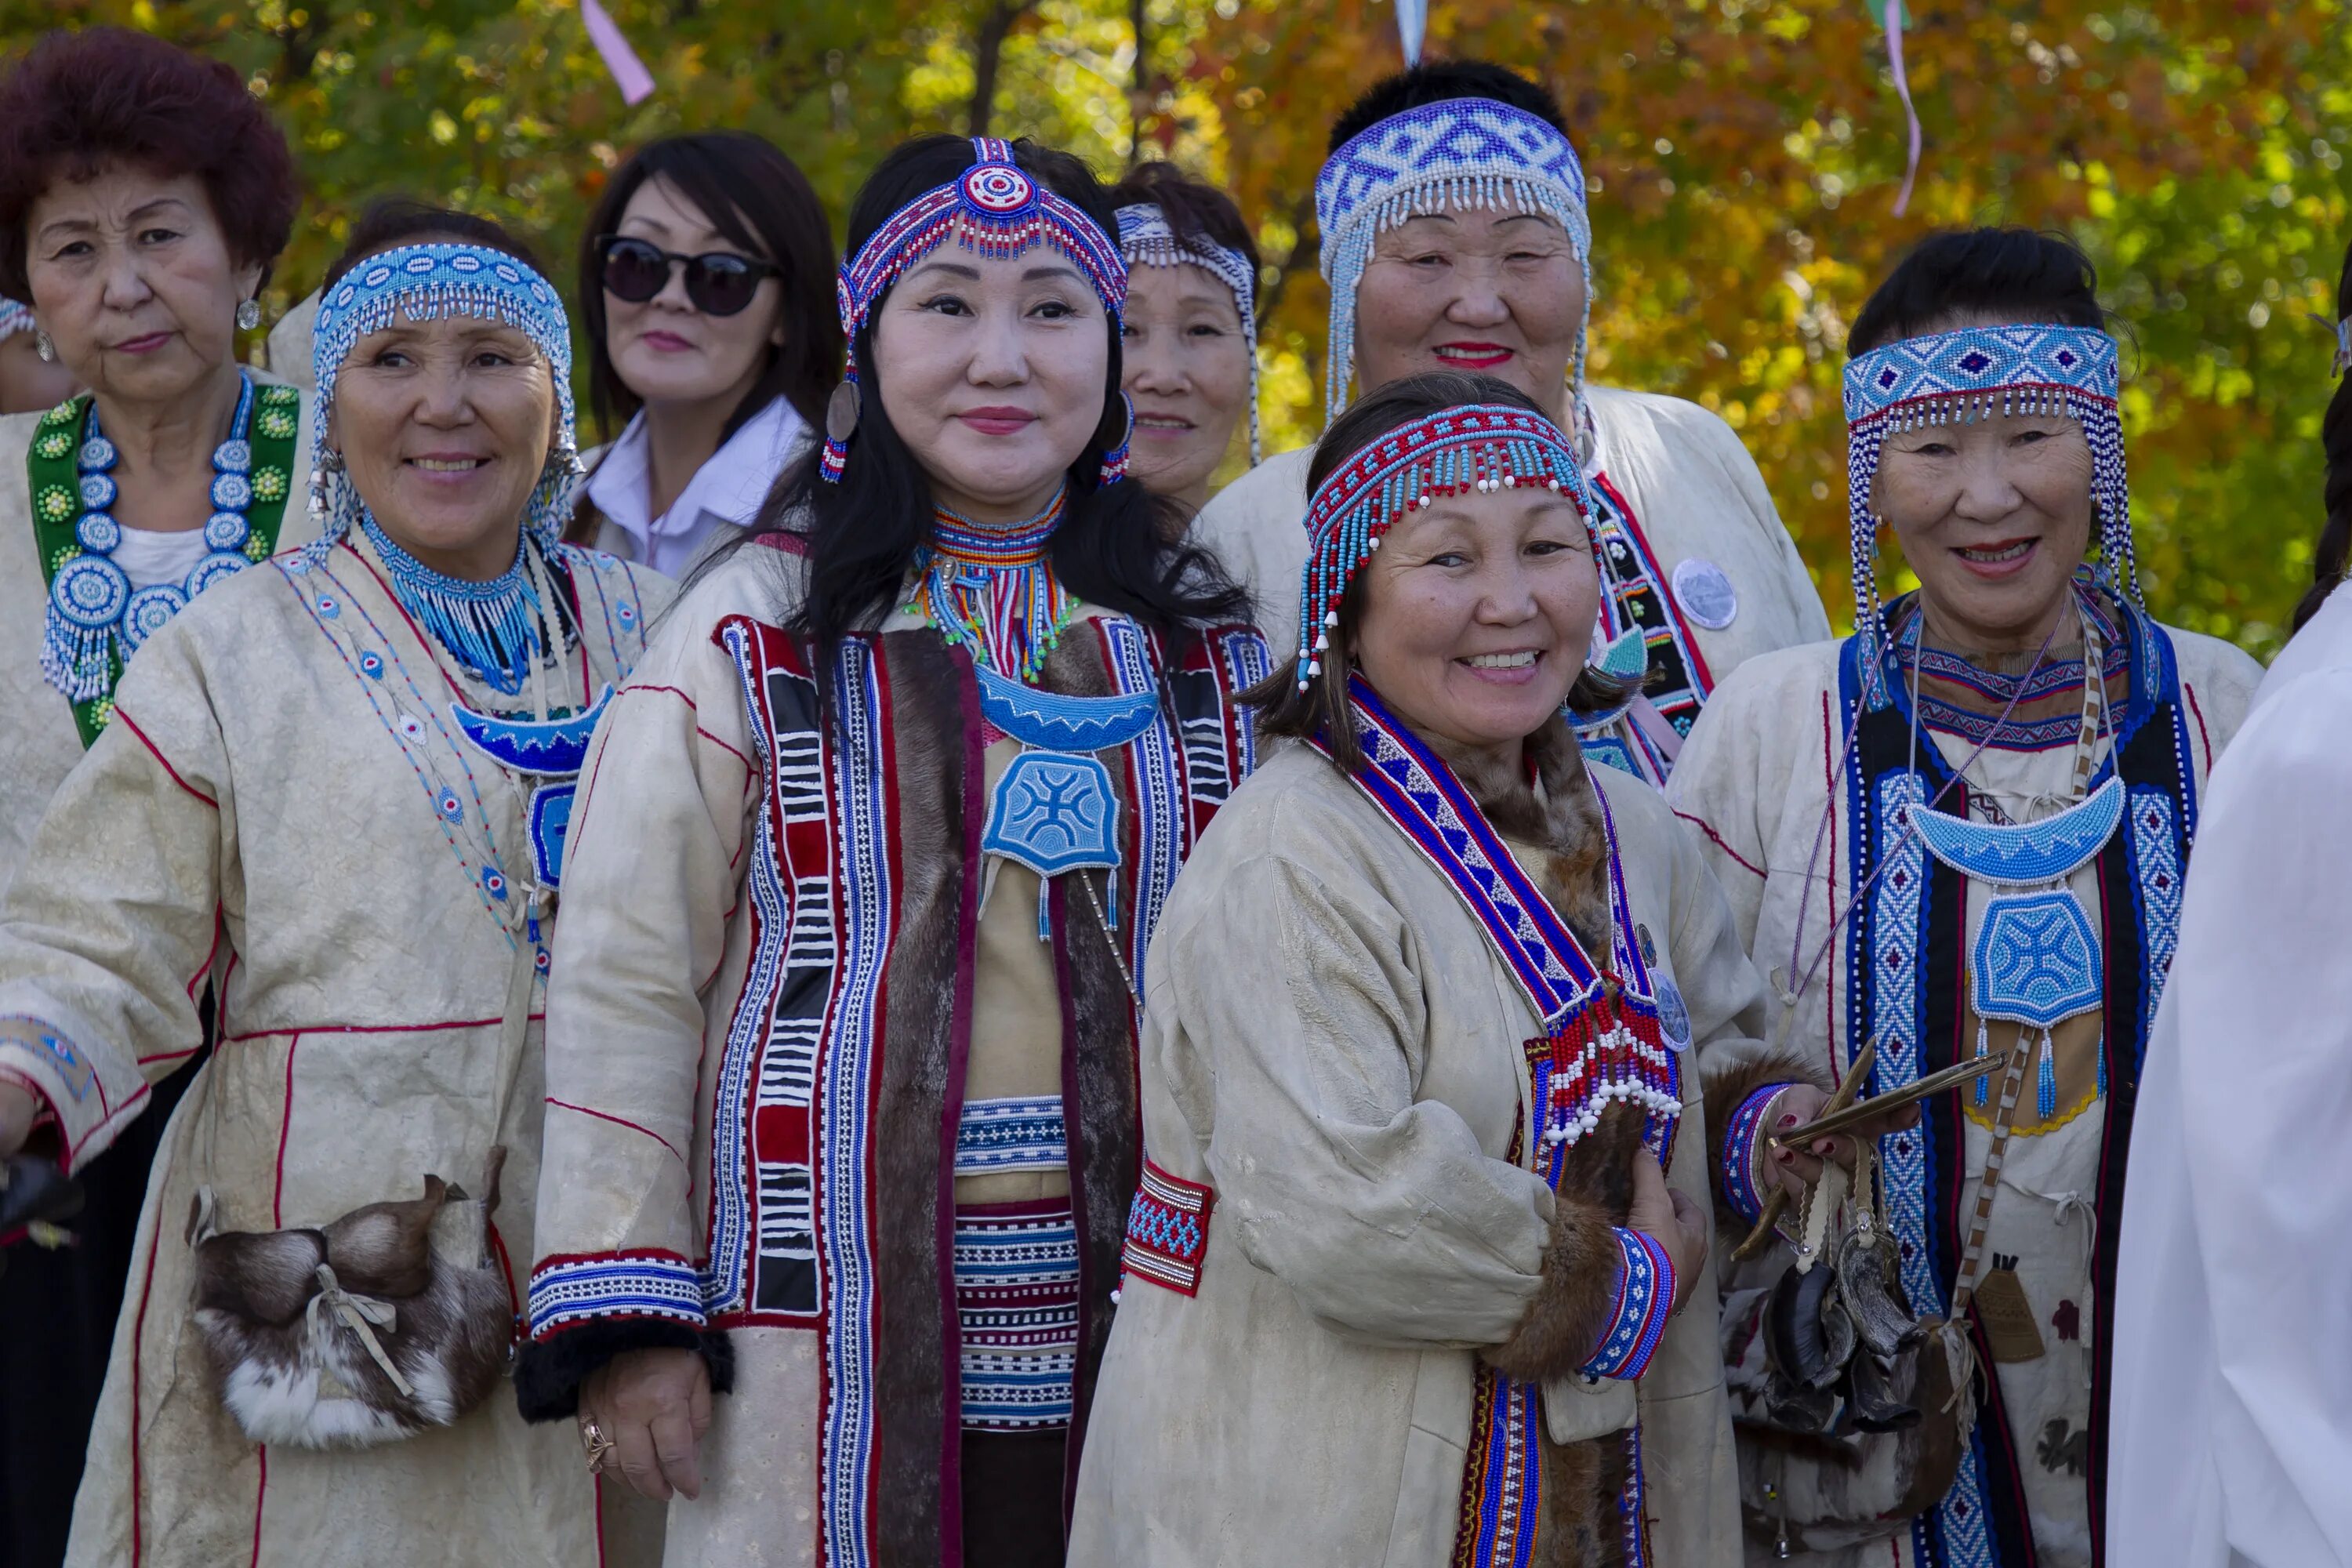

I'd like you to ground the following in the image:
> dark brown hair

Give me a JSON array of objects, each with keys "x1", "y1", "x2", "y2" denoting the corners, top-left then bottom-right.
[
  {"x1": 1246, "y1": 370, "x2": 1630, "y2": 774},
  {"x1": 0, "y1": 27, "x2": 300, "y2": 300},
  {"x1": 1105, "y1": 161, "x2": 1261, "y2": 286},
  {"x1": 2292, "y1": 237, "x2": 2352, "y2": 633},
  {"x1": 575, "y1": 132, "x2": 842, "y2": 448}
]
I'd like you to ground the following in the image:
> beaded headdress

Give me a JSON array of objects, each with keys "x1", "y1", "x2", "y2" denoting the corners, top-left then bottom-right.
[
  {"x1": 0, "y1": 296, "x2": 33, "y2": 342},
  {"x1": 309, "y1": 242, "x2": 581, "y2": 541},
  {"x1": 826, "y1": 136, "x2": 1130, "y2": 483},
  {"x1": 1294, "y1": 402, "x2": 1594, "y2": 688},
  {"x1": 1844, "y1": 323, "x2": 2134, "y2": 674},
  {"x1": 1315, "y1": 98, "x2": 1591, "y2": 423},
  {"x1": 1115, "y1": 201, "x2": 1260, "y2": 466}
]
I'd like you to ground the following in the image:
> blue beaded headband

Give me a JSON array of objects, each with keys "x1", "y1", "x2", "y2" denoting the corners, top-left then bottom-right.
[
  {"x1": 826, "y1": 138, "x2": 1130, "y2": 482},
  {"x1": 1293, "y1": 402, "x2": 1594, "y2": 688},
  {"x1": 1315, "y1": 99, "x2": 1592, "y2": 423},
  {"x1": 1844, "y1": 323, "x2": 2135, "y2": 668},
  {"x1": 1116, "y1": 201, "x2": 1261, "y2": 466},
  {"x1": 0, "y1": 296, "x2": 32, "y2": 342},
  {"x1": 309, "y1": 242, "x2": 580, "y2": 541}
]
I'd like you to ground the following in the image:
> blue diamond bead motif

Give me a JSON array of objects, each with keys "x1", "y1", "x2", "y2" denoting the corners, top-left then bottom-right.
[
  {"x1": 1972, "y1": 889, "x2": 2103, "y2": 1030},
  {"x1": 359, "y1": 651, "x2": 386, "y2": 678},
  {"x1": 982, "y1": 751, "x2": 1121, "y2": 877}
]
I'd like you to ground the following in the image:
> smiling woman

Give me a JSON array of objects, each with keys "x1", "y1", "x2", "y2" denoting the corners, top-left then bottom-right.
[
  {"x1": 1667, "y1": 229, "x2": 2267, "y2": 1566},
  {"x1": 1069, "y1": 372, "x2": 1768, "y2": 1566},
  {"x1": 517, "y1": 133, "x2": 1264, "y2": 1568}
]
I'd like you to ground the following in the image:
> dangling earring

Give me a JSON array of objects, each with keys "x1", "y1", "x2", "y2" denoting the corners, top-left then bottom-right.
[
  {"x1": 1098, "y1": 393, "x2": 1133, "y2": 487},
  {"x1": 34, "y1": 329, "x2": 53, "y2": 363},
  {"x1": 820, "y1": 376, "x2": 859, "y2": 484},
  {"x1": 236, "y1": 298, "x2": 262, "y2": 332}
]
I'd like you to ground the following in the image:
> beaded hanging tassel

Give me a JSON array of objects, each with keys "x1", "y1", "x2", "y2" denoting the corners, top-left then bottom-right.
[
  {"x1": 1294, "y1": 405, "x2": 1593, "y2": 689},
  {"x1": 359, "y1": 510, "x2": 562, "y2": 695},
  {"x1": 912, "y1": 488, "x2": 1073, "y2": 681}
]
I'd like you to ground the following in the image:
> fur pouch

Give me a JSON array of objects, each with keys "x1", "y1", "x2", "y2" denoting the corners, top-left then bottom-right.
[{"x1": 187, "y1": 1149, "x2": 514, "y2": 1450}]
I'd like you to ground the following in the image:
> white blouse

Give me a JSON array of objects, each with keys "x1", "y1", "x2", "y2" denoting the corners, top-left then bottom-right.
[{"x1": 583, "y1": 392, "x2": 807, "y2": 577}]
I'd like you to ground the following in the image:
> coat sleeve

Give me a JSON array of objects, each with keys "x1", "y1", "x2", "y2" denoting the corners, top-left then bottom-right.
[
  {"x1": 1151, "y1": 837, "x2": 1563, "y2": 1353},
  {"x1": 516, "y1": 569, "x2": 760, "y2": 1417},
  {"x1": 0, "y1": 625, "x2": 229, "y2": 1171},
  {"x1": 2107, "y1": 670, "x2": 2352, "y2": 1566}
]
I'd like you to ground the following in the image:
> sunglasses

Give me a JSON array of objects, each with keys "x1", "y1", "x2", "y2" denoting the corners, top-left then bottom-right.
[{"x1": 594, "y1": 234, "x2": 781, "y2": 318}]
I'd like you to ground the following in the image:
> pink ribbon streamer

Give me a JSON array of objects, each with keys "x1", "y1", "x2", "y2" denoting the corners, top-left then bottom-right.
[
  {"x1": 1885, "y1": 0, "x2": 1922, "y2": 215},
  {"x1": 580, "y1": 0, "x2": 655, "y2": 106}
]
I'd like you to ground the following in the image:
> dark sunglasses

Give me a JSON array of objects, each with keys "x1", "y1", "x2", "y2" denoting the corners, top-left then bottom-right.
[{"x1": 594, "y1": 234, "x2": 781, "y2": 318}]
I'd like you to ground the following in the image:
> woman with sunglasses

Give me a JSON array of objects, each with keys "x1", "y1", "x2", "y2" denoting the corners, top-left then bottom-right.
[{"x1": 566, "y1": 132, "x2": 842, "y2": 575}]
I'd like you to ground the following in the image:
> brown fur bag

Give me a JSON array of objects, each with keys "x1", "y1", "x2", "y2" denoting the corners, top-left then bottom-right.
[{"x1": 186, "y1": 1151, "x2": 514, "y2": 1450}]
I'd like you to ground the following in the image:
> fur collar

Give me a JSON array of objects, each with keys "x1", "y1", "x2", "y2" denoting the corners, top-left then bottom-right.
[{"x1": 1426, "y1": 715, "x2": 1612, "y2": 953}]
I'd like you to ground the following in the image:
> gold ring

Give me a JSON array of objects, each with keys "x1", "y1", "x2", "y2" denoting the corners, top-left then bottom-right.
[{"x1": 580, "y1": 1416, "x2": 616, "y2": 1473}]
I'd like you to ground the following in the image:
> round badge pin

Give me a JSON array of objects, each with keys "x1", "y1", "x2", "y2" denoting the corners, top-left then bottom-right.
[{"x1": 1671, "y1": 557, "x2": 1739, "y2": 631}]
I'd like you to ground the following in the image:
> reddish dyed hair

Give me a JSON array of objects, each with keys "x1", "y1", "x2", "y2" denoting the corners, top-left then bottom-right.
[{"x1": 0, "y1": 28, "x2": 299, "y2": 299}]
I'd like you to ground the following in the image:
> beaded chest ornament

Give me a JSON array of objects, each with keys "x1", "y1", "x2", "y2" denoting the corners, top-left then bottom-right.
[
  {"x1": 1316, "y1": 98, "x2": 1591, "y2": 421},
  {"x1": 1293, "y1": 402, "x2": 1594, "y2": 687},
  {"x1": 1846, "y1": 323, "x2": 2136, "y2": 699},
  {"x1": 34, "y1": 374, "x2": 300, "y2": 735},
  {"x1": 308, "y1": 242, "x2": 582, "y2": 543},
  {"x1": 827, "y1": 138, "x2": 1130, "y2": 485},
  {"x1": 1115, "y1": 201, "x2": 1261, "y2": 466}
]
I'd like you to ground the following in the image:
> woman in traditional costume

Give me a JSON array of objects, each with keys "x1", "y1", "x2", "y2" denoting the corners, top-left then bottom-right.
[
  {"x1": 1109, "y1": 162, "x2": 1259, "y2": 516},
  {"x1": 2102, "y1": 238, "x2": 2352, "y2": 1566},
  {"x1": 517, "y1": 135, "x2": 1262, "y2": 1566},
  {"x1": 0, "y1": 202, "x2": 670, "y2": 1566},
  {"x1": 0, "y1": 31, "x2": 314, "y2": 1562},
  {"x1": 564, "y1": 131, "x2": 840, "y2": 575},
  {"x1": 1667, "y1": 229, "x2": 2264, "y2": 1566},
  {"x1": 1192, "y1": 59, "x2": 1828, "y2": 787},
  {"x1": 1070, "y1": 370, "x2": 1761, "y2": 1567}
]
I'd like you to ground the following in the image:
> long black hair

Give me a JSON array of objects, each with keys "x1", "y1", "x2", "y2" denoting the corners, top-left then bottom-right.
[
  {"x1": 2292, "y1": 238, "x2": 2352, "y2": 633},
  {"x1": 575, "y1": 131, "x2": 840, "y2": 446},
  {"x1": 748, "y1": 133, "x2": 1247, "y2": 679}
]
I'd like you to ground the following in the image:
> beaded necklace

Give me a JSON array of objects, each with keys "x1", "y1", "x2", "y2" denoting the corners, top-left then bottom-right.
[
  {"x1": 908, "y1": 488, "x2": 1073, "y2": 681},
  {"x1": 31, "y1": 373, "x2": 299, "y2": 743},
  {"x1": 358, "y1": 509, "x2": 569, "y2": 696}
]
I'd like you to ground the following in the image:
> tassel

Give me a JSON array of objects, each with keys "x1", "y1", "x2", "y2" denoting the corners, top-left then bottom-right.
[
  {"x1": 1103, "y1": 871, "x2": 1117, "y2": 930},
  {"x1": 2036, "y1": 1029, "x2": 2056, "y2": 1121},
  {"x1": 1036, "y1": 876, "x2": 1052, "y2": 942}
]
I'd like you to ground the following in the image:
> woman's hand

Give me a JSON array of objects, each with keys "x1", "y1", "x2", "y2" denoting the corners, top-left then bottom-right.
[
  {"x1": 0, "y1": 1081, "x2": 38, "y2": 1160},
  {"x1": 1761, "y1": 1083, "x2": 1920, "y2": 1202},
  {"x1": 1626, "y1": 1149, "x2": 1708, "y2": 1316},
  {"x1": 579, "y1": 1347, "x2": 711, "y2": 1502}
]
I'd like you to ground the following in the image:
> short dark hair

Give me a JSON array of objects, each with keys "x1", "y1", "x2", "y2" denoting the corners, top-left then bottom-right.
[
  {"x1": 1847, "y1": 228, "x2": 2107, "y2": 355},
  {"x1": 1247, "y1": 369, "x2": 1629, "y2": 774},
  {"x1": 1328, "y1": 60, "x2": 1569, "y2": 154},
  {"x1": 323, "y1": 198, "x2": 546, "y2": 291},
  {"x1": 575, "y1": 132, "x2": 842, "y2": 448},
  {"x1": 0, "y1": 27, "x2": 300, "y2": 300},
  {"x1": 1105, "y1": 161, "x2": 1261, "y2": 287}
]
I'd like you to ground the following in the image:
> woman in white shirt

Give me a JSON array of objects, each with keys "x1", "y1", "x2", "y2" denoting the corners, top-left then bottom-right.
[{"x1": 565, "y1": 131, "x2": 841, "y2": 575}]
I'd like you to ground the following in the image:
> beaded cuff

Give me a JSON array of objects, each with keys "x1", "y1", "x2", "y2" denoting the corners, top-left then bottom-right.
[
  {"x1": 1720, "y1": 1081, "x2": 1794, "y2": 1225},
  {"x1": 1578, "y1": 1226, "x2": 1676, "y2": 1381},
  {"x1": 1119, "y1": 1159, "x2": 1214, "y2": 1298},
  {"x1": 526, "y1": 1249, "x2": 708, "y2": 1339}
]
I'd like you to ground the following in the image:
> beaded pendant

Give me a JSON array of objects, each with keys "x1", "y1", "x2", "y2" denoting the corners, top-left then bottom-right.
[{"x1": 909, "y1": 489, "x2": 1074, "y2": 683}]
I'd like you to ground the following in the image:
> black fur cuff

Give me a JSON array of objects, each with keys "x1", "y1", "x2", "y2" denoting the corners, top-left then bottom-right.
[{"x1": 514, "y1": 1319, "x2": 735, "y2": 1422}]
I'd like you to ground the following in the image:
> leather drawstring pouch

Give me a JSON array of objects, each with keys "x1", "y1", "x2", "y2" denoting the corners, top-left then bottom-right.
[{"x1": 183, "y1": 889, "x2": 543, "y2": 1450}]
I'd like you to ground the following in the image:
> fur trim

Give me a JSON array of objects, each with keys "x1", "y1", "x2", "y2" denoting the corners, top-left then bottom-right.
[
  {"x1": 513, "y1": 1321, "x2": 735, "y2": 1423},
  {"x1": 1703, "y1": 1046, "x2": 1827, "y2": 1232},
  {"x1": 1488, "y1": 1101, "x2": 1645, "y2": 1383},
  {"x1": 1428, "y1": 716, "x2": 1610, "y2": 950}
]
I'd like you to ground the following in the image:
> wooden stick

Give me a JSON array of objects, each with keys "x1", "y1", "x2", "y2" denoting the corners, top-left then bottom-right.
[{"x1": 1731, "y1": 1036, "x2": 1878, "y2": 1263}]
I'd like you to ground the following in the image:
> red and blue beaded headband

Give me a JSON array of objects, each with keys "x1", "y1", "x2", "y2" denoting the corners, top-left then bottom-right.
[
  {"x1": 1842, "y1": 323, "x2": 2134, "y2": 674},
  {"x1": 1294, "y1": 403, "x2": 1595, "y2": 688},
  {"x1": 823, "y1": 137, "x2": 1130, "y2": 482}
]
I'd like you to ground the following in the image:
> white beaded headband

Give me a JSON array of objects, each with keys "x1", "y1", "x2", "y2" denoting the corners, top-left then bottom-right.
[
  {"x1": 1314, "y1": 97, "x2": 1591, "y2": 423},
  {"x1": 1116, "y1": 201, "x2": 1261, "y2": 467}
]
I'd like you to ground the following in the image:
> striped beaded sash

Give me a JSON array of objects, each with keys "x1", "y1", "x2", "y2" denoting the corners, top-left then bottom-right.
[{"x1": 1312, "y1": 677, "x2": 1679, "y2": 1568}]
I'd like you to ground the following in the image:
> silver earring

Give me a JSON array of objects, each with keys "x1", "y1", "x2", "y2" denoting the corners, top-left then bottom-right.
[
  {"x1": 34, "y1": 329, "x2": 53, "y2": 363},
  {"x1": 236, "y1": 298, "x2": 261, "y2": 332}
]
